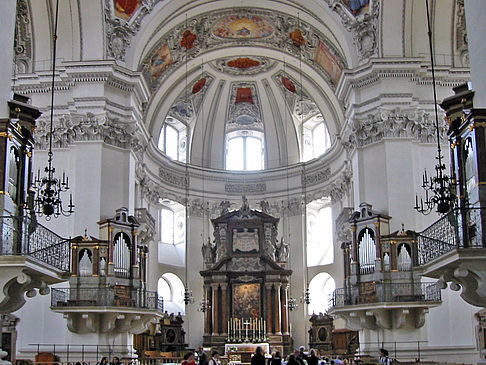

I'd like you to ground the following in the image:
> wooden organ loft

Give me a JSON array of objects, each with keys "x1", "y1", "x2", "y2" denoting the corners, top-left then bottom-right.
[
  {"x1": 51, "y1": 207, "x2": 164, "y2": 335},
  {"x1": 200, "y1": 197, "x2": 292, "y2": 356},
  {"x1": 329, "y1": 203, "x2": 442, "y2": 331}
]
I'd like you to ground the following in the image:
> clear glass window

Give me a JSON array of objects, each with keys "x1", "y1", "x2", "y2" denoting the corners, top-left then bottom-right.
[{"x1": 226, "y1": 134, "x2": 264, "y2": 171}]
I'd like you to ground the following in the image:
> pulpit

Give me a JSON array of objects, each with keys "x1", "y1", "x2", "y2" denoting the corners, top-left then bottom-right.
[{"x1": 200, "y1": 197, "x2": 292, "y2": 355}]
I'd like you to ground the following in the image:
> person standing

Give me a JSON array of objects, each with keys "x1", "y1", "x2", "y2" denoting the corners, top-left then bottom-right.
[
  {"x1": 306, "y1": 350, "x2": 319, "y2": 365},
  {"x1": 270, "y1": 351, "x2": 282, "y2": 365},
  {"x1": 198, "y1": 346, "x2": 209, "y2": 365},
  {"x1": 209, "y1": 351, "x2": 221, "y2": 365},
  {"x1": 379, "y1": 349, "x2": 391, "y2": 365},
  {"x1": 251, "y1": 347, "x2": 266, "y2": 365}
]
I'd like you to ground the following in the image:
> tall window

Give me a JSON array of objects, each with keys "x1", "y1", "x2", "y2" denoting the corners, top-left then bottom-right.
[
  {"x1": 307, "y1": 199, "x2": 334, "y2": 266},
  {"x1": 161, "y1": 208, "x2": 175, "y2": 245},
  {"x1": 303, "y1": 115, "x2": 331, "y2": 162},
  {"x1": 159, "y1": 201, "x2": 186, "y2": 267},
  {"x1": 157, "y1": 117, "x2": 187, "y2": 162},
  {"x1": 226, "y1": 131, "x2": 264, "y2": 170}
]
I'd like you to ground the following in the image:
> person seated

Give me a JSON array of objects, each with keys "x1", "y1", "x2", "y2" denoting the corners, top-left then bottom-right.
[{"x1": 182, "y1": 352, "x2": 197, "y2": 365}]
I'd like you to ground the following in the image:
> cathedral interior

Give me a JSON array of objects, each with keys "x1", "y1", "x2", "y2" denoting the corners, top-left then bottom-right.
[{"x1": 1, "y1": 1, "x2": 486, "y2": 365}]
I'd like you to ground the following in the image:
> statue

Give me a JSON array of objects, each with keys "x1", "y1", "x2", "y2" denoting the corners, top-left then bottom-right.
[
  {"x1": 219, "y1": 200, "x2": 231, "y2": 215},
  {"x1": 238, "y1": 195, "x2": 251, "y2": 217},
  {"x1": 275, "y1": 236, "x2": 290, "y2": 262},
  {"x1": 259, "y1": 200, "x2": 270, "y2": 214},
  {"x1": 202, "y1": 237, "x2": 216, "y2": 263}
]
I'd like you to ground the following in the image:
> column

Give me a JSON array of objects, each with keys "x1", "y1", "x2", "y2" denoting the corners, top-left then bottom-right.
[
  {"x1": 265, "y1": 283, "x2": 273, "y2": 335},
  {"x1": 71, "y1": 245, "x2": 78, "y2": 275},
  {"x1": 204, "y1": 286, "x2": 212, "y2": 335},
  {"x1": 274, "y1": 283, "x2": 282, "y2": 334},
  {"x1": 108, "y1": 226, "x2": 115, "y2": 276},
  {"x1": 0, "y1": 0, "x2": 16, "y2": 118},
  {"x1": 281, "y1": 285, "x2": 289, "y2": 335},
  {"x1": 221, "y1": 283, "x2": 228, "y2": 335},
  {"x1": 211, "y1": 284, "x2": 219, "y2": 334},
  {"x1": 93, "y1": 245, "x2": 100, "y2": 276},
  {"x1": 374, "y1": 221, "x2": 382, "y2": 272}
]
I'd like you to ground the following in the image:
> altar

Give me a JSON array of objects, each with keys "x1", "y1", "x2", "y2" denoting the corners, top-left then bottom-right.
[
  {"x1": 200, "y1": 197, "x2": 293, "y2": 355},
  {"x1": 225, "y1": 343, "x2": 270, "y2": 363}
]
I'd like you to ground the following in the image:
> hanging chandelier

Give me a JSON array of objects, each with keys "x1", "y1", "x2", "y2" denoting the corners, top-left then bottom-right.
[
  {"x1": 414, "y1": 0, "x2": 454, "y2": 215},
  {"x1": 32, "y1": 0, "x2": 74, "y2": 219}
]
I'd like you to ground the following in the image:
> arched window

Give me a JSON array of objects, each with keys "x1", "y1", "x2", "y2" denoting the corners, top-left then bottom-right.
[
  {"x1": 225, "y1": 131, "x2": 264, "y2": 171},
  {"x1": 303, "y1": 115, "x2": 331, "y2": 162},
  {"x1": 157, "y1": 117, "x2": 187, "y2": 162},
  {"x1": 157, "y1": 273, "x2": 185, "y2": 314},
  {"x1": 308, "y1": 273, "x2": 336, "y2": 314},
  {"x1": 159, "y1": 200, "x2": 186, "y2": 267},
  {"x1": 307, "y1": 199, "x2": 333, "y2": 266}
]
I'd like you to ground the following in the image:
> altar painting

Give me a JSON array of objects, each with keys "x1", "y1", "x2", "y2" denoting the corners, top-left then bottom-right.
[
  {"x1": 315, "y1": 41, "x2": 342, "y2": 85},
  {"x1": 114, "y1": 0, "x2": 140, "y2": 20},
  {"x1": 233, "y1": 283, "x2": 260, "y2": 318},
  {"x1": 213, "y1": 16, "x2": 273, "y2": 39}
]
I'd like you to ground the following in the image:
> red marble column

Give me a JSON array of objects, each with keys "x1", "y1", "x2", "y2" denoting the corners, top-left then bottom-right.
[
  {"x1": 71, "y1": 245, "x2": 78, "y2": 275},
  {"x1": 265, "y1": 283, "x2": 273, "y2": 335},
  {"x1": 281, "y1": 285, "x2": 289, "y2": 335},
  {"x1": 212, "y1": 284, "x2": 219, "y2": 334},
  {"x1": 204, "y1": 286, "x2": 212, "y2": 335},
  {"x1": 221, "y1": 284, "x2": 228, "y2": 334},
  {"x1": 275, "y1": 283, "x2": 282, "y2": 334}
]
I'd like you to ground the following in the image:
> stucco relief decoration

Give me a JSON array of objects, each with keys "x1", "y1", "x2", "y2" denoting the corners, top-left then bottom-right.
[
  {"x1": 455, "y1": 0, "x2": 469, "y2": 66},
  {"x1": 228, "y1": 58, "x2": 260, "y2": 69},
  {"x1": 282, "y1": 77, "x2": 296, "y2": 93},
  {"x1": 290, "y1": 28, "x2": 306, "y2": 47},
  {"x1": 225, "y1": 183, "x2": 266, "y2": 193},
  {"x1": 114, "y1": 0, "x2": 141, "y2": 20},
  {"x1": 346, "y1": 108, "x2": 448, "y2": 148},
  {"x1": 158, "y1": 167, "x2": 189, "y2": 188},
  {"x1": 324, "y1": 0, "x2": 379, "y2": 61},
  {"x1": 104, "y1": 0, "x2": 161, "y2": 61},
  {"x1": 180, "y1": 29, "x2": 197, "y2": 50},
  {"x1": 226, "y1": 82, "x2": 263, "y2": 131},
  {"x1": 213, "y1": 15, "x2": 274, "y2": 39},
  {"x1": 192, "y1": 78, "x2": 206, "y2": 94},
  {"x1": 140, "y1": 9, "x2": 346, "y2": 90},
  {"x1": 14, "y1": 0, "x2": 33, "y2": 74}
]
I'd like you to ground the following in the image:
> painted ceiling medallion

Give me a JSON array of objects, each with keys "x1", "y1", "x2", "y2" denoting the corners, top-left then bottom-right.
[
  {"x1": 340, "y1": 0, "x2": 370, "y2": 16},
  {"x1": 282, "y1": 77, "x2": 296, "y2": 93},
  {"x1": 227, "y1": 58, "x2": 260, "y2": 69},
  {"x1": 213, "y1": 15, "x2": 273, "y2": 39},
  {"x1": 180, "y1": 29, "x2": 197, "y2": 50},
  {"x1": 192, "y1": 78, "x2": 207, "y2": 94},
  {"x1": 290, "y1": 28, "x2": 306, "y2": 47},
  {"x1": 143, "y1": 43, "x2": 172, "y2": 85},
  {"x1": 236, "y1": 88, "x2": 254, "y2": 104},
  {"x1": 113, "y1": 0, "x2": 140, "y2": 21}
]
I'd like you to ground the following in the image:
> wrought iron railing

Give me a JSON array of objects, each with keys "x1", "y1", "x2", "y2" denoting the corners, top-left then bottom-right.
[
  {"x1": 0, "y1": 215, "x2": 70, "y2": 271},
  {"x1": 51, "y1": 287, "x2": 164, "y2": 312},
  {"x1": 416, "y1": 207, "x2": 485, "y2": 265},
  {"x1": 330, "y1": 282, "x2": 441, "y2": 308}
]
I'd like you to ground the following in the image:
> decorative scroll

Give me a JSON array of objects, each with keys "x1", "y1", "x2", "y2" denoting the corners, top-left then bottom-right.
[{"x1": 232, "y1": 228, "x2": 259, "y2": 253}]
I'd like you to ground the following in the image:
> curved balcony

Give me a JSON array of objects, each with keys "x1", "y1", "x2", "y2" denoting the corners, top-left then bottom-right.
[
  {"x1": 0, "y1": 215, "x2": 70, "y2": 313},
  {"x1": 415, "y1": 207, "x2": 486, "y2": 307},
  {"x1": 328, "y1": 283, "x2": 441, "y2": 331}
]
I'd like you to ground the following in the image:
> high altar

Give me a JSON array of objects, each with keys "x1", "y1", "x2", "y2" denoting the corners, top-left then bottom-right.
[{"x1": 200, "y1": 197, "x2": 293, "y2": 355}]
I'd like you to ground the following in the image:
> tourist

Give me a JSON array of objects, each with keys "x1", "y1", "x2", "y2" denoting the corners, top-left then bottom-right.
[
  {"x1": 198, "y1": 346, "x2": 209, "y2": 365},
  {"x1": 111, "y1": 357, "x2": 121, "y2": 365},
  {"x1": 97, "y1": 357, "x2": 109, "y2": 365},
  {"x1": 287, "y1": 355, "x2": 300, "y2": 365},
  {"x1": 251, "y1": 347, "x2": 266, "y2": 365},
  {"x1": 182, "y1": 352, "x2": 197, "y2": 365},
  {"x1": 271, "y1": 351, "x2": 282, "y2": 365},
  {"x1": 307, "y1": 350, "x2": 319, "y2": 365},
  {"x1": 209, "y1": 351, "x2": 221, "y2": 365},
  {"x1": 379, "y1": 349, "x2": 391, "y2": 365}
]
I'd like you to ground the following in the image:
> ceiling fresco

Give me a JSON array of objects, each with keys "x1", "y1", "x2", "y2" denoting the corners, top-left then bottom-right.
[
  {"x1": 140, "y1": 8, "x2": 347, "y2": 92},
  {"x1": 211, "y1": 56, "x2": 275, "y2": 76},
  {"x1": 113, "y1": 0, "x2": 141, "y2": 20}
]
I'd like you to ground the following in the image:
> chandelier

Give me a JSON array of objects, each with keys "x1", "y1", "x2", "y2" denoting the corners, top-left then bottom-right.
[
  {"x1": 32, "y1": 0, "x2": 74, "y2": 219},
  {"x1": 414, "y1": 0, "x2": 454, "y2": 215}
]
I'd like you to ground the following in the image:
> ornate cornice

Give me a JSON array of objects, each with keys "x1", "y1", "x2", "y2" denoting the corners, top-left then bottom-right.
[{"x1": 344, "y1": 108, "x2": 448, "y2": 149}]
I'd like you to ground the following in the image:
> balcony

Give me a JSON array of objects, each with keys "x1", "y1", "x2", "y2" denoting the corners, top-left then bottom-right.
[
  {"x1": 415, "y1": 207, "x2": 486, "y2": 307},
  {"x1": 0, "y1": 215, "x2": 70, "y2": 313},
  {"x1": 328, "y1": 282, "x2": 441, "y2": 330},
  {"x1": 50, "y1": 287, "x2": 165, "y2": 334}
]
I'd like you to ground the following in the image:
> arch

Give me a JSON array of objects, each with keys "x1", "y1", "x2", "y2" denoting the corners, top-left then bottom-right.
[
  {"x1": 158, "y1": 272, "x2": 185, "y2": 314},
  {"x1": 308, "y1": 272, "x2": 336, "y2": 314}
]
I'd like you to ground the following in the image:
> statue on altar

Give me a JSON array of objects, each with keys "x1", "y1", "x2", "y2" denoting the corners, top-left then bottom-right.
[{"x1": 202, "y1": 237, "x2": 216, "y2": 264}]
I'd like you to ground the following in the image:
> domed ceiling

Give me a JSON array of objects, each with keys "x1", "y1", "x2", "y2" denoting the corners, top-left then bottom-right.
[{"x1": 134, "y1": 7, "x2": 350, "y2": 169}]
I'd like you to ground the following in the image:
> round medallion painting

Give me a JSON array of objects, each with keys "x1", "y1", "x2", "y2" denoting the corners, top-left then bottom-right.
[{"x1": 213, "y1": 15, "x2": 273, "y2": 39}]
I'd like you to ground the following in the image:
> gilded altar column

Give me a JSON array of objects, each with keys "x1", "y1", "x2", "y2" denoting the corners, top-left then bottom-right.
[
  {"x1": 221, "y1": 283, "x2": 228, "y2": 335},
  {"x1": 281, "y1": 284, "x2": 289, "y2": 335},
  {"x1": 71, "y1": 245, "x2": 78, "y2": 276},
  {"x1": 374, "y1": 221, "x2": 382, "y2": 272},
  {"x1": 211, "y1": 284, "x2": 220, "y2": 334},
  {"x1": 265, "y1": 283, "x2": 273, "y2": 335},
  {"x1": 274, "y1": 283, "x2": 282, "y2": 334}
]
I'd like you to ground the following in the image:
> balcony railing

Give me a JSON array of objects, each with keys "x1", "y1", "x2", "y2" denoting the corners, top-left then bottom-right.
[
  {"x1": 416, "y1": 208, "x2": 485, "y2": 266},
  {"x1": 51, "y1": 287, "x2": 164, "y2": 312},
  {"x1": 0, "y1": 215, "x2": 70, "y2": 272},
  {"x1": 330, "y1": 282, "x2": 441, "y2": 308}
]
